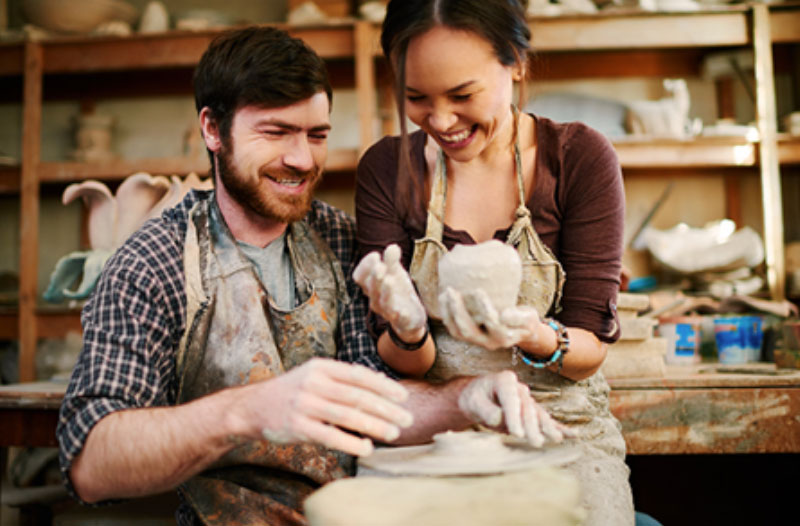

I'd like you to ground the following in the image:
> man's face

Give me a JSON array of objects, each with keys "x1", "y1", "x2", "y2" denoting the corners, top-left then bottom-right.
[{"x1": 216, "y1": 93, "x2": 330, "y2": 223}]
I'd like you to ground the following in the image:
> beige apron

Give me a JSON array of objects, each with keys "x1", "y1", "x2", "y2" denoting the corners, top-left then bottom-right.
[
  {"x1": 409, "y1": 135, "x2": 634, "y2": 526},
  {"x1": 175, "y1": 197, "x2": 352, "y2": 526}
]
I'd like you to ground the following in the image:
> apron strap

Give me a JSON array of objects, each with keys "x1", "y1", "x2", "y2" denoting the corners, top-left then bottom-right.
[{"x1": 424, "y1": 150, "x2": 448, "y2": 240}]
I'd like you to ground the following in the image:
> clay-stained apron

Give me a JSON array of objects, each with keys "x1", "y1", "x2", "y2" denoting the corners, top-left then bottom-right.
[
  {"x1": 175, "y1": 197, "x2": 352, "y2": 526},
  {"x1": 408, "y1": 123, "x2": 635, "y2": 526}
]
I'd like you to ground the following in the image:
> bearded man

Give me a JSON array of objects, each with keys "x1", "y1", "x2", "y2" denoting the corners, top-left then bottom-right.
[{"x1": 57, "y1": 26, "x2": 565, "y2": 526}]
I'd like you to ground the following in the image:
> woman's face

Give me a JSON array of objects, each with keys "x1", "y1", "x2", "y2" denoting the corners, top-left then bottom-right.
[{"x1": 404, "y1": 25, "x2": 519, "y2": 163}]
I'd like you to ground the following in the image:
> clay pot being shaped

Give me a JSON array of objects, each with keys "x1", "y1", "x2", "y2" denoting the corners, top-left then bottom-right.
[{"x1": 438, "y1": 240, "x2": 522, "y2": 313}]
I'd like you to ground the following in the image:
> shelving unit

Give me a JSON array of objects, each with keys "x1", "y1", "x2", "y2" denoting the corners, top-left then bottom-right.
[
  {"x1": 526, "y1": 4, "x2": 799, "y2": 305},
  {"x1": 2, "y1": 22, "x2": 382, "y2": 382},
  {"x1": 1, "y1": 4, "x2": 798, "y2": 381}
]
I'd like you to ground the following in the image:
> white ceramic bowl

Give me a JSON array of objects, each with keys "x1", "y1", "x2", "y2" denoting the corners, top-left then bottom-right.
[{"x1": 21, "y1": 0, "x2": 139, "y2": 34}]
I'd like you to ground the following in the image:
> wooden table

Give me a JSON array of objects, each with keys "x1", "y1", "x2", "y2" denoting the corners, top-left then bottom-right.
[
  {"x1": 0, "y1": 381, "x2": 67, "y2": 503},
  {"x1": 608, "y1": 362, "x2": 800, "y2": 455},
  {"x1": 0, "y1": 381, "x2": 66, "y2": 449},
  {"x1": 3, "y1": 364, "x2": 800, "y2": 455}
]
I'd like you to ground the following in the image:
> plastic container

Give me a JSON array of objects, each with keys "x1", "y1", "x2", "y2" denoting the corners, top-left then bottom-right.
[
  {"x1": 658, "y1": 316, "x2": 702, "y2": 365},
  {"x1": 713, "y1": 316, "x2": 763, "y2": 364}
]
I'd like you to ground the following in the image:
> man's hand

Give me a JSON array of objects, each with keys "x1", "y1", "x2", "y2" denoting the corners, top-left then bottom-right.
[
  {"x1": 439, "y1": 287, "x2": 540, "y2": 350},
  {"x1": 244, "y1": 359, "x2": 414, "y2": 457},
  {"x1": 457, "y1": 371, "x2": 575, "y2": 447},
  {"x1": 353, "y1": 244, "x2": 427, "y2": 339}
]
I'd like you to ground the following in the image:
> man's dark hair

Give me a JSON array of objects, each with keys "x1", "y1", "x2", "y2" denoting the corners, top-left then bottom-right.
[{"x1": 193, "y1": 26, "x2": 333, "y2": 144}]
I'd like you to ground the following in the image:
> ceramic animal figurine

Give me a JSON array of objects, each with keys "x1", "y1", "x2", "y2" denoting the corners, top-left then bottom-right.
[{"x1": 626, "y1": 78, "x2": 692, "y2": 138}]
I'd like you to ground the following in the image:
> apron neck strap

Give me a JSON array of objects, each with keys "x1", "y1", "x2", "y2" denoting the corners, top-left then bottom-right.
[{"x1": 425, "y1": 105, "x2": 528, "y2": 240}]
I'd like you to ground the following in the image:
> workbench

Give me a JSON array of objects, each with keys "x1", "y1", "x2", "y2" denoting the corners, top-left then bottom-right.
[
  {"x1": 608, "y1": 362, "x2": 800, "y2": 454},
  {"x1": 2, "y1": 365, "x2": 800, "y2": 524},
  {"x1": 3, "y1": 364, "x2": 800, "y2": 455}
]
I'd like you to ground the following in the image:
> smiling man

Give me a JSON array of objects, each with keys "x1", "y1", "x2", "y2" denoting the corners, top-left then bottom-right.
[{"x1": 56, "y1": 26, "x2": 567, "y2": 526}]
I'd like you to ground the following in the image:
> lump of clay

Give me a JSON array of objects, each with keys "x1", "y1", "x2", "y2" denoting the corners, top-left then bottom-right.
[{"x1": 438, "y1": 240, "x2": 522, "y2": 312}]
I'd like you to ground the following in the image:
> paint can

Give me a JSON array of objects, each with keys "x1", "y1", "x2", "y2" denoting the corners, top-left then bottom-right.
[
  {"x1": 713, "y1": 315, "x2": 763, "y2": 364},
  {"x1": 657, "y1": 316, "x2": 702, "y2": 365}
]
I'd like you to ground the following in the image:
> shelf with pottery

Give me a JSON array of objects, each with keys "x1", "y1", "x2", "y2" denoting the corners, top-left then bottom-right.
[
  {"x1": 37, "y1": 148, "x2": 359, "y2": 183},
  {"x1": 529, "y1": 6, "x2": 750, "y2": 52},
  {"x1": 611, "y1": 134, "x2": 800, "y2": 169},
  {"x1": 0, "y1": 23, "x2": 357, "y2": 75},
  {"x1": 10, "y1": 21, "x2": 380, "y2": 383}
]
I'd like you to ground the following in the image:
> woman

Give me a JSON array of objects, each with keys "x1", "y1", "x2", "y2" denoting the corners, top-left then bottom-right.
[{"x1": 353, "y1": 1, "x2": 635, "y2": 524}]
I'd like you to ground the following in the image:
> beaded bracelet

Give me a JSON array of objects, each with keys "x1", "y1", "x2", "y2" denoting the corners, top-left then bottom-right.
[
  {"x1": 514, "y1": 318, "x2": 570, "y2": 372},
  {"x1": 387, "y1": 325, "x2": 429, "y2": 351}
]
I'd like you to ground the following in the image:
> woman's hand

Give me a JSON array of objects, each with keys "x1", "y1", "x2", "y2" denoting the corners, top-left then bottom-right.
[
  {"x1": 438, "y1": 287, "x2": 541, "y2": 350},
  {"x1": 458, "y1": 371, "x2": 575, "y2": 447},
  {"x1": 353, "y1": 244, "x2": 428, "y2": 340}
]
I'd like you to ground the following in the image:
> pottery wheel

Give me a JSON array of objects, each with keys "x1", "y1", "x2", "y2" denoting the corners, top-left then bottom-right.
[{"x1": 359, "y1": 430, "x2": 581, "y2": 476}]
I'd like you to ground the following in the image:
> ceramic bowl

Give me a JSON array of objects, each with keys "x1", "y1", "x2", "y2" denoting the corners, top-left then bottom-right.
[{"x1": 21, "y1": 0, "x2": 139, "y2": 34}]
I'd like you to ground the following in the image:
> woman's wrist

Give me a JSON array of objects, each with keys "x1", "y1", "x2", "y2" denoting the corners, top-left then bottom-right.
[
  {"x1": 517, "y1": 320, "x2": 558, "y2": 358},
  {"x1": 387, "y1": 324, "x2": 429, "y2": 351}
]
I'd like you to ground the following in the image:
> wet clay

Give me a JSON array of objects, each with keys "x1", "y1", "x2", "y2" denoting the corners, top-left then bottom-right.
[
  {"x1": 438, "y1": 240, "x2": 522, "y2": 312},
  {"x1": 358, "y1": 430, "x2": 581, "y2": 477}
]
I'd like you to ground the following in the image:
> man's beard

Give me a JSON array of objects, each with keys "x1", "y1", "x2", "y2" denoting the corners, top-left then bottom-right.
[{"x1": 216, "y1": 141, "x2": 321, "y2": 223}]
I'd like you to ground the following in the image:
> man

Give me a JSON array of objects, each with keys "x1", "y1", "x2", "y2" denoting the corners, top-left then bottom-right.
[{"x1": 57, "y1": 27, "x2": 563, "y2": 526}]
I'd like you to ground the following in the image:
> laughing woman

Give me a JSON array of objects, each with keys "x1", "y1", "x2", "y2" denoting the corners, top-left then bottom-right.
[{"x1": 352, "y1": 1, "x2": 636, "y2": 524}]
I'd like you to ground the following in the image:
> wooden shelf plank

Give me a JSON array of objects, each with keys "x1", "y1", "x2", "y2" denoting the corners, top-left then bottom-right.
[
  {"x1": 19, "y1": 142, "x2": 797, "y2": 186},
  {"x1": 0, "y1": 307, "x2": 83, "y2": 340},
  {"x1": 39, "y1": 157, "x2": 211, "y2": 183},
  {"x1": 0, "y1": 41, "x2": 24, "y2": 76},
  {"x1": 613, "y1": 136, "x2": 757, "y2": 168},
  {"x1": 530, "y1": 9, "x2": 750, "y2": 51},
  {"x1": 36, "y1": 148, "x2": 358, "y2": 183},
  {"x1": 37, "y1": 25, "x2": 355, "y2": 74},
  {"x1": 770, "y1": 10, "x2": 800, "y2": 43},
  {"x1": 778, "y1": 135, "x2": 800, "y2": 164},
  {"x1": 0, "y1": 164, "x2": 20, "y2": 193}
]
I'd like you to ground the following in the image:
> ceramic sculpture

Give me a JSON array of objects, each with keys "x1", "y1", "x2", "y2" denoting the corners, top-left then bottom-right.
[
  {"x1": 438, "y1": 240, "x2": 522, "y2": 313},
  {"x1": 21, "y1": 0, "x2": 138, "y2": 34},
  {"x1": 44, "y1": 172, "x2": 212, "y2": 303}
]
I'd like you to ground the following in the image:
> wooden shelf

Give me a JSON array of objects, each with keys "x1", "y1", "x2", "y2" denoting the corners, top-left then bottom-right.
[
  {"x1": 34, "y1": 148, "x2": 357, "y2": 184},
  {"x1": 0, "y1": 164, "x2": 19, "y2": 193},
  {"x1": 0, "y1": 307, "x2": 82, "y2": 340},
  {"x1": 530, "y1": 8, "x2": 750, "y2": 51},
  {"x1": 614, "y1": 136, "x2": 757, "y2": 168},
  {"x1": 778, "y1": 135, "x2": 800, "y2": 164},
  {"x1": 0, "y1": 24, "x2": 356, "y2": 78},
  {"x1": 770, "y1": 7, "x2": 800, "y2": 43}
]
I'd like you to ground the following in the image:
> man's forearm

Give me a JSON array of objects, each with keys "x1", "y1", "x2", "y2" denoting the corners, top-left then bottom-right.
[
  {"x1": 393, "y1": 376, "x2": 475, "y2": 445},
  {"x1": 70, "y1": 387, "x2": 243, "y2": 503}
]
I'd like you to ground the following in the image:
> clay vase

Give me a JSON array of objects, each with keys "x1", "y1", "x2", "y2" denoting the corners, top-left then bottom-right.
[
  {"x1": 71, "y1": 113, "x2": 116, "y2": 162},
  {"x1": 438, "y1": 240, "x2": 522, "y2": 312}
]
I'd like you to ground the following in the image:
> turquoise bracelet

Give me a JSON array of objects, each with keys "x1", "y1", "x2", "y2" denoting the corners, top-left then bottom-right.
[{"x1": 514, "y1": 318, "x2": 570, "y2": 372}]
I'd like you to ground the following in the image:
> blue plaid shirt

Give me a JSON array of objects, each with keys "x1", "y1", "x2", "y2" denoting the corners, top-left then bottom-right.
[{"x1": 57, "y1": 189, "x2": 390, "y2": 506}]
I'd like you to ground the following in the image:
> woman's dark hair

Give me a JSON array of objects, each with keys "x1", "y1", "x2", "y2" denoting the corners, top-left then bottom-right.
[
  {"x1": 381, "y1": 0, "x2": 531, "y2": 222},
  {"x1": 193, "y1": 26, "x2": 332, "y2": 157}
]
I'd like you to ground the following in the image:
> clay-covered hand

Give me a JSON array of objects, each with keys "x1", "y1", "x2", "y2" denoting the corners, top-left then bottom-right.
[
  {"x1": 252, "y1": 358, "x2": 414, "y2": 457},
  {"x1": 458, "y1": 371, "x2": 575, "y2": 447},
  {"x1": 439, "y1": 287, "x2": 540, "y2": 350},
  {"x1": 353, "y1": 244, "x2": 427, "y2": 338}
]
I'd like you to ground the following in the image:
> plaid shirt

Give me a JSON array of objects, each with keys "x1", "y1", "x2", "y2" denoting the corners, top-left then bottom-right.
[{"x1": 57, "y1": 189, "x2": 391, "y2": 506}]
